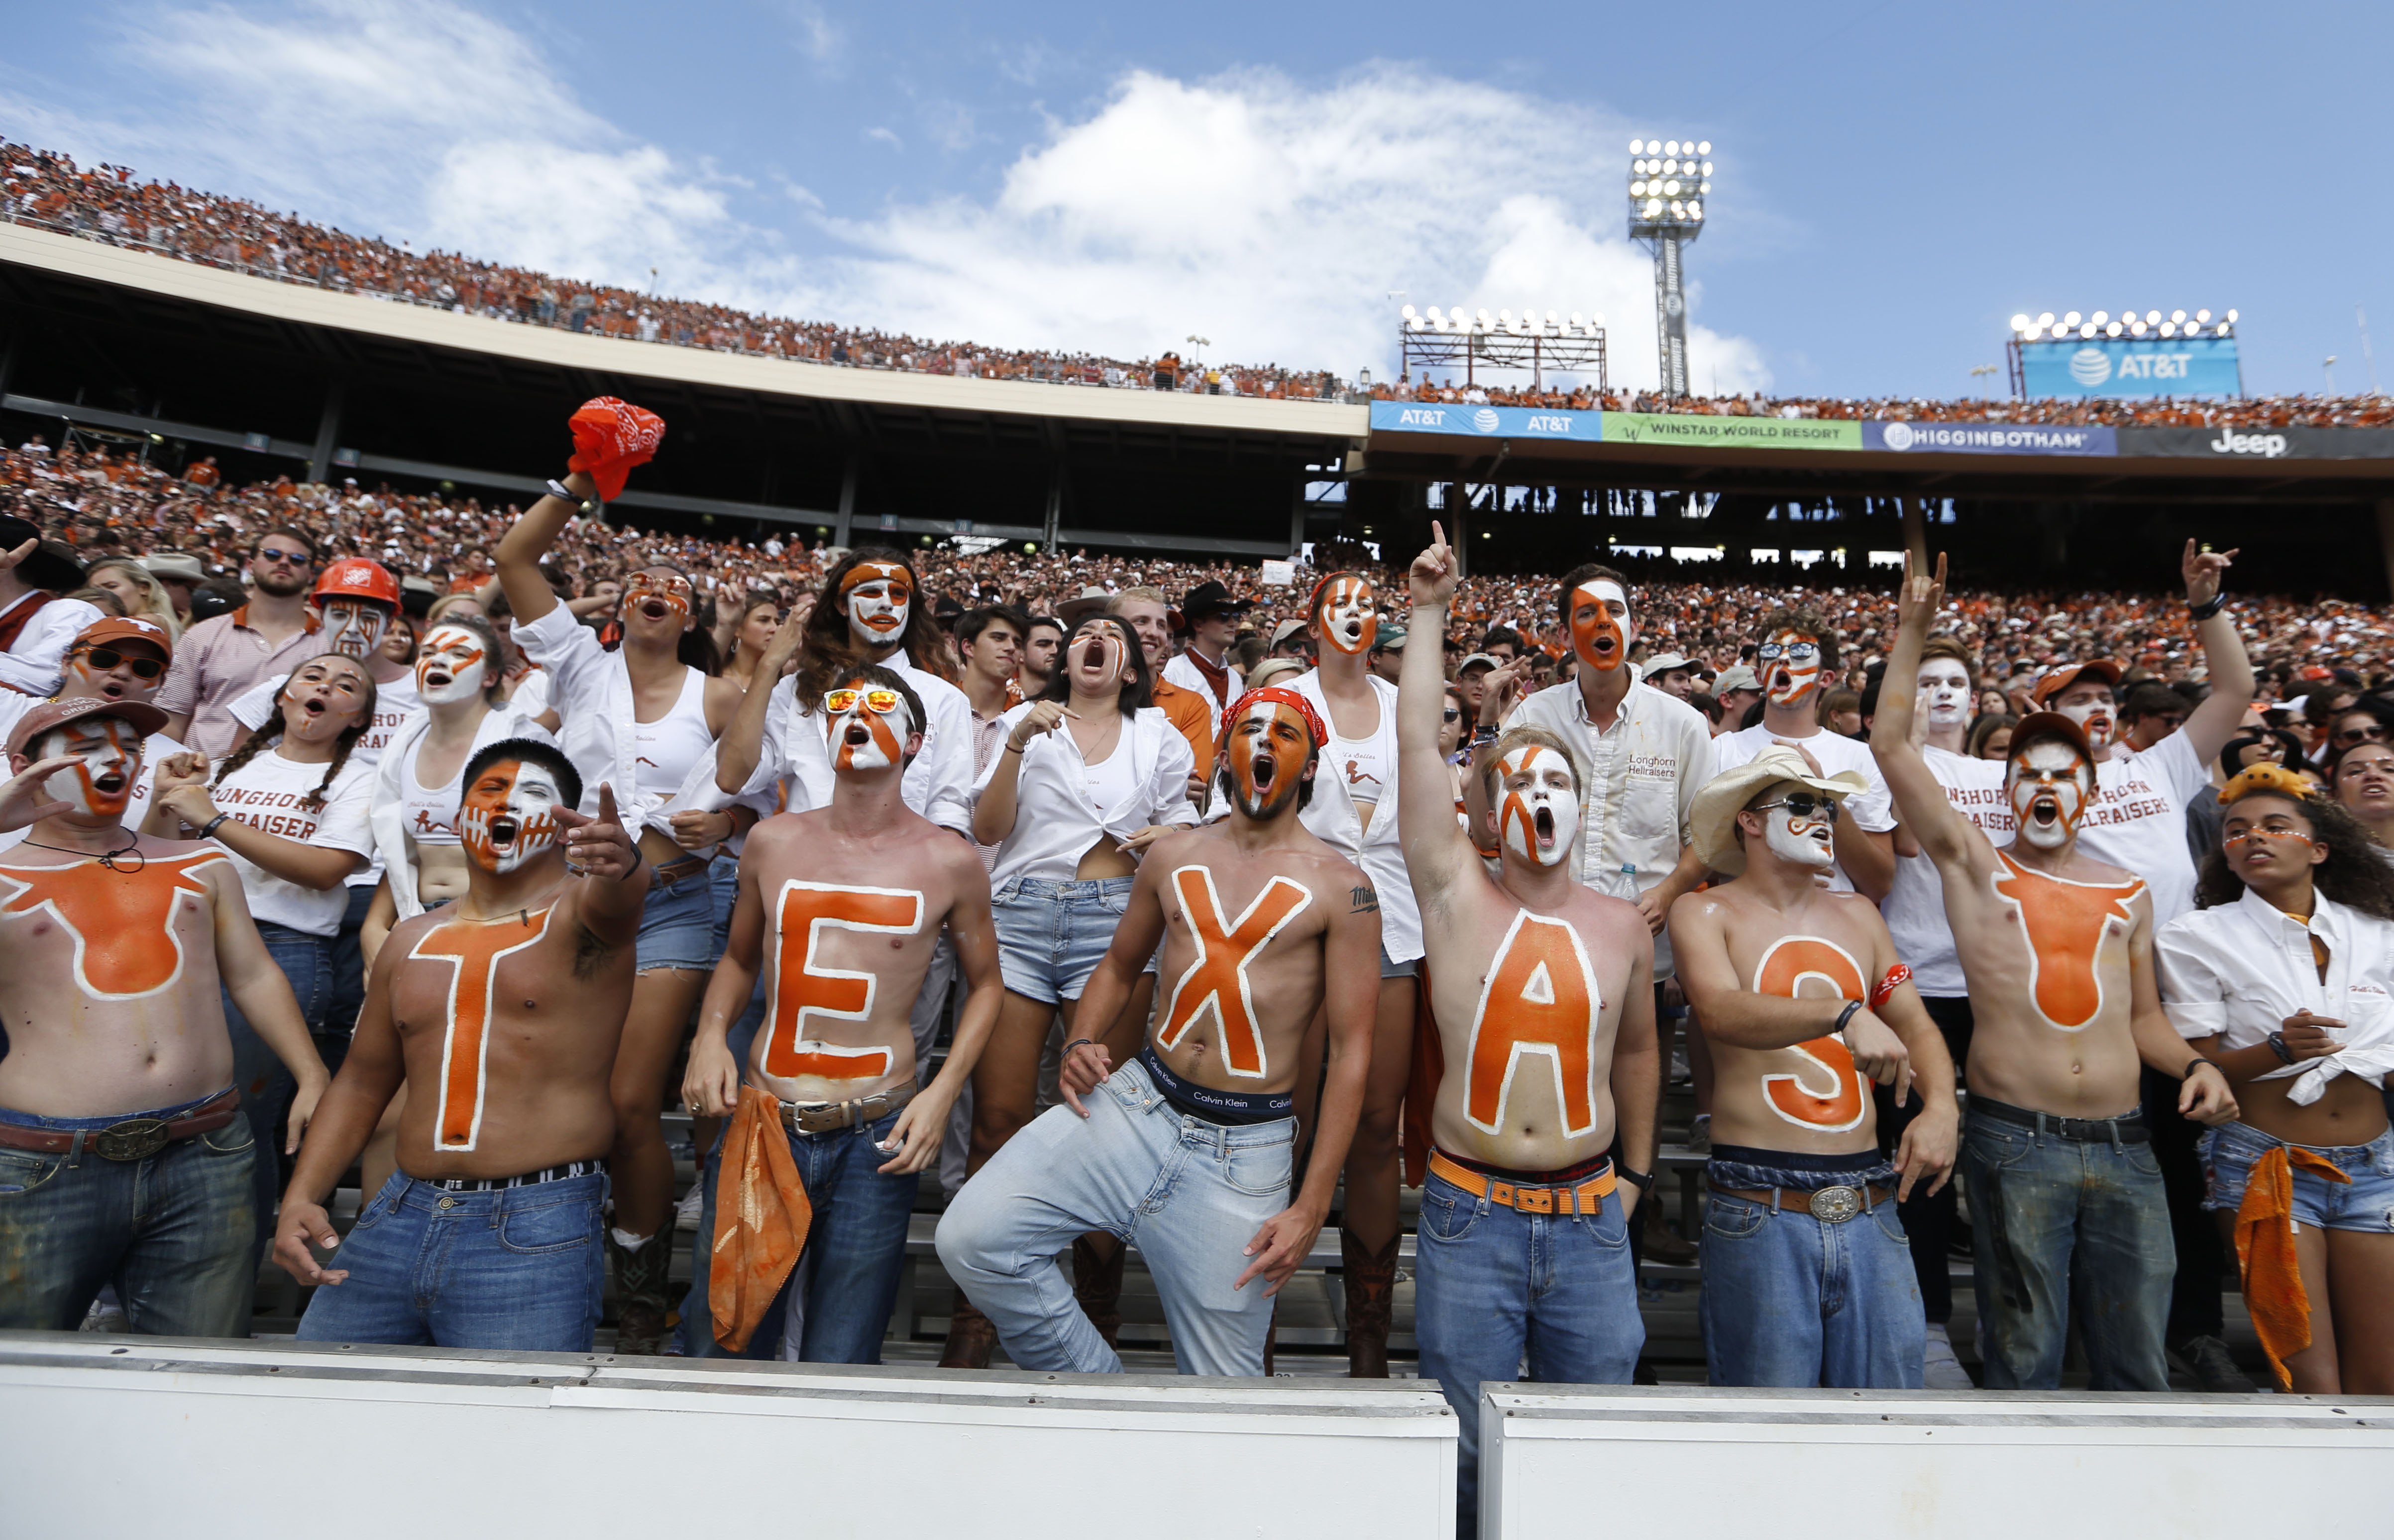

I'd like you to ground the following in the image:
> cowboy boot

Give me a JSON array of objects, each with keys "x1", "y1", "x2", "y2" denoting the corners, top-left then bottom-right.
[
  {"x1": 1072, "y1": 1234, "x2": 1125, "y2": 1348},
  {"x1": 1342, "y1": 1230, "x2": 1400, "y2": 1378},
  {"x1": 608, "y1": 1231, "x2": 672, "y2": 1356},
  {"x1": 939, "y1": 1287, "x2": 998, "y2": 1369}
]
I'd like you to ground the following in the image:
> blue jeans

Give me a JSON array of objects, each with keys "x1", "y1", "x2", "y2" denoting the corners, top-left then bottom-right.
[
  {"x1": 2201, "y1": 1121, "x2": 2394, "y2": 1232},
  {"x1": 990, "y1": 875, "x2": 1133, "y2": 1003},
  {"x1": 224, "y1": 921, "x2": 332, "y2": 1268},
  {"x1": 328, "y1": 881, "x2": 376, "y2": 1042},
  {"x1": 1413, "y1": 1165, "x2": 1642, "y2": 1539},
  {"x1": 937, "y1": 1058, "x2": 1295, "y2": 1376},
  {"x1": 637, "y1": 862, "x2": 721, "y2": 973},
  {"x1": 1699, "y1": 1190, "x2": 1924, "y2": 1388},
  {"x1": 1962, "y1": 1111, "x2": 2174, "y2": 1390},
  {"x1": 683, "y1": 1105, "x2": 916, "y2": 1363},
  {"x1": 295, "y1": 1170, "x2": 608, "y2": 1351},
  {"x1": 0, "y1": 1091, "x2": 258, "y2": 1336}
]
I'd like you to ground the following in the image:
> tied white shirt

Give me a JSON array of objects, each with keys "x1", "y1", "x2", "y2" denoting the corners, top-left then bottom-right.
[
  {"x1": 1292, "y1": 671, "x2": 1422, "y2": 964},
  {"x1": 1710, "y1": 722, "x2": 1895, "y2": 895},
  {"x1": 2156, "y1": 887, "x2": 2394, "y2": 1103},
  {"x1": 974, "y1": 705, "x2": 1195, "y2": 889}
]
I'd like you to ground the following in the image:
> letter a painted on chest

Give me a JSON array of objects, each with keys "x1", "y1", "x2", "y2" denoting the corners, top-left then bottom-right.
[
  {"x1": 1465, "y1": 910, "x2": 1602, "y2": 1137},
  {"x1": 410, "y1": 907, "x2": 556, "y2": 1152},
  {"x1": 763, "y1": 882, "x2": 924, "y2": 1081},
  {"x1": 1990, "y1": 852, "x2": 2143, "y2": 1031},
  {"x1": 1750, "y1": 935, "x2": 1869, "y2": 1132},
  {"x1": 1156, "y1": 867, "x2": 1313, "y2": 1080}
]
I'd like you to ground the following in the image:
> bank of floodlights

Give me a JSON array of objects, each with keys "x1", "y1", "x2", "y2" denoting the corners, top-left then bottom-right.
[
  {"x1": 1628, "y1": 136, "x2": 1711, "y2": 234},
  {"x1": 2008, "y1": 308, "x2": 2238, "y2": 342},
  {"x1": 1400, "y1": 305, "x2": 1607, "y2": 338}
]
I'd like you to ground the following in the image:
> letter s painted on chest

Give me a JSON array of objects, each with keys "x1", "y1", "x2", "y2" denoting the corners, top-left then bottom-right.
[{"x1": 1749, "y1": 935, "x2": 1869, "y2": 1133}]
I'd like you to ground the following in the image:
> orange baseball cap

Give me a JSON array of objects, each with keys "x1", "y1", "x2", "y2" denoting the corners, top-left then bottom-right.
[
  {"x1": 73, "y1": 615, "x2": 175, "y2": 660},
  {"x1": 2029, "y1": 659, "x2": 2121, "y2": 707}
]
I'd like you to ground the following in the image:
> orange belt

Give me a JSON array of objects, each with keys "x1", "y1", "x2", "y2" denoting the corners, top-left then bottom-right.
[{"x1": 1428, "y1": 1149, "x2": 1616, "y2": 1215}]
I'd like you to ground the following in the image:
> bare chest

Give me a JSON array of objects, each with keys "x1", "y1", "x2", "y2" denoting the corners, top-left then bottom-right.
[{"x1": 0, "y1": 854, "x2": 226, "y2": 1004}]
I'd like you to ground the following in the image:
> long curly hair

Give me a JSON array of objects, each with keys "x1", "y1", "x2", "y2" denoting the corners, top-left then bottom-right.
[
  {"x1": 2194, "y1": 786, "x2": 2394, "y2": 922},
  {"x1": 791, "y1": 547, "x2": 954, "y2": 711},
  {"x1": 211, "y1": 653, "x2": 380, "y2": 813}
]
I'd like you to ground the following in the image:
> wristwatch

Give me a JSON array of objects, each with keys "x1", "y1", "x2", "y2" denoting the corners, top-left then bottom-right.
[
  {"x1": 544, "y1": 478, "x2": 598, "y2": 515},
  {"x1": 2265, "y1": 1032, "x2": 2294, "y2": 1065}
]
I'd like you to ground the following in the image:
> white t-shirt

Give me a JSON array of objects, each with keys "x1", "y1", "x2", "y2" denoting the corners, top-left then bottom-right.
[
  {"x1": 1881, "y1": 746, "x2": 2013, "y2": 996},
  {"x1": 1709, "y1": 723, "x2": 1895, "y2": 895},
  {"x1": 226, "y1": 669, "x2": 422, "y2": 888},
  {"x1": 2075, "y1": 731, "x2": 2206, "y2": 926},
  {"x1": 206, "y1": 747, "x2": 375, "y2": 935}
]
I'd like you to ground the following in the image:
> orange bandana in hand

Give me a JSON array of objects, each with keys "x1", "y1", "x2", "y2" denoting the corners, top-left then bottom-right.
[{"x1": 566, "y1": 397, "x2": 667, "y2": 501}]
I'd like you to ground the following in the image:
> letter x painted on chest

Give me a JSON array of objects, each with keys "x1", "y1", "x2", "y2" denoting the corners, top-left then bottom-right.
[
  {"x1": 1464, "y1": 910, "x2": 1603, "y2": 1137},
  {"x1": 763, "y1": 882, "x2": 923, "y2": 1081},
  {"x1": 409, "y1": 907, "x2": 555, "y2": 1152},
  {"x1": 1156, "y1": 867, "x2": 1312, "y2": 1080}
]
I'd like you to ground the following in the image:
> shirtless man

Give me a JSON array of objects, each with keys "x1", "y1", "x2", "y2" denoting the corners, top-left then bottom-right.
[
  {"x1": 936, "y1": 682, "x2": 1379, "y2": 1377},
  {"x1": 1398, "y1": 525, "x2": 1658, "y2": 1539},
  {"x1": 1873, "y1": 554, "x2": 2238, "y2": 1390},
  {"x1": 682, "y1": 664, "x2": 1002, "y2": 1362},
  {"x1": 0, "y1": 697, "x2": 328, "y2": 1336},
  {"x1": 1671, "y1": 746, "x2": 1958, "y2": 1388},
  {"x1": 272, "y1": 740, "x2": 647, "y2": 1351}
]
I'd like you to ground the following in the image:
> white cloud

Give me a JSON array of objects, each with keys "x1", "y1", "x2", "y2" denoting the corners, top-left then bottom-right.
[{"x1": 19, "y1": 5, "x2": 1767, "y2": 393}]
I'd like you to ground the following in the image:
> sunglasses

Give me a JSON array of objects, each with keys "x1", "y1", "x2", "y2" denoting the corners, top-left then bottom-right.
[
  {"x1": 2333, "y1": 723, "x2": 2386, "y2": 746},
  {"x1": 1756, "y1": 641, "x2": 1821, "y2": 664},
  {"x1": 825, "y1": 688, "x2": 902, "y2": 716},
  {"x1": 256, "y1": 548, "x2": 311, "y2": 566},
  {"x1": 1441, "y1": 707, "x2": 1461, "y2": 723},
  {"x1": 1755, "y1": 792, "x2": 1843, "y2": 824},
  {"x1": 76, "y1": 645, "x2": 166, "y2": 680}
]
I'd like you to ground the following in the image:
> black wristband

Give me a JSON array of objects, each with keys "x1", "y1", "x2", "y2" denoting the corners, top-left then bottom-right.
[
  {"x1": 2265, "y1": 1032, "x2": 2294, "y2": 1065},
  {"x1": 1064, "y1": 1037, "x2": 1095, "y2": 1056},
  {"x1": 2182, "y1": 1056, "x2": 2217, "y2": 1080},
  {"x1": 1834, "y1": 1000, "x2": 1863, "y2": 1035},
  {"x1": 1471, "y1": 724, "x2": 1500, "y2": 747},
  {"x1": 1620, "y1": 1166, "x2": 1656, "y2": 1193},
  {"x1": 198, "y1": 813, "x2": 230, "y2": 840},
  {"x1": 2187, "y1": 591, "x2": 2227, "y2": 622},
  {"x1": 618, "y1": 844, "x2": 644, "y2": 882}
]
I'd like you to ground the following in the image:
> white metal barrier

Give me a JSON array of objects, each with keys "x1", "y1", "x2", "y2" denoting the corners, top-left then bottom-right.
[
  {"x1": 0, "y1": 1334, "x2": 1455, "y2": 1537},
  {"x1": 1481, "y1": 1384, "x2": 2394, "y2": 1539}
]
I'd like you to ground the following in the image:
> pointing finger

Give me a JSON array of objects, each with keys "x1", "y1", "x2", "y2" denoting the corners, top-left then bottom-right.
[{"x1": 597, "y1": 783, "x2": 620, "y2": 825}]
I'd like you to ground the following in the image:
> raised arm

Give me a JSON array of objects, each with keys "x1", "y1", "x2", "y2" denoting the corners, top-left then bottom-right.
[
  {"x1": 1398, "y1": 523, "x2": 1476, "y2": 900},
  {"x1": 493, "y1": 470, "x2": 595, "y2": 628},
  {"x1": 715, "y1": 612, "x2": 806, "y2": 794},
  {"x1": 2178, "y1": 540, "x2": 2254, "y2": 768},
  {"x1": 1871, "y1": 552, "x2": 1976, "y2": 867},
  {"x1": 558, "y1": 783, "x2": 650, "y2": 949}
]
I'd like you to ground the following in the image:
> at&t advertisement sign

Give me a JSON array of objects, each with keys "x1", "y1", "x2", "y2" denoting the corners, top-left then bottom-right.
[{"x1": 2019, "y1": 335, "x2": 2242, "y2": 399}]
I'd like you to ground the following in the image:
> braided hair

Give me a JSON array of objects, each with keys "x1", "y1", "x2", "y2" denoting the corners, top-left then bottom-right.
[{"x1": 211, "y1": 652, "x2": 380, "y2": 813}]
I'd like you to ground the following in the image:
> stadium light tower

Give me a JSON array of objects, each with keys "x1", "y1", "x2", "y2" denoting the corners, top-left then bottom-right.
[{"x1": 1628, "y1": 136, "x2": 1712, "y2": 398}]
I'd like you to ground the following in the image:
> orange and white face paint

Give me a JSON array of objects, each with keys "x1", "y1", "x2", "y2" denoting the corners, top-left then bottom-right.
[
  {"x1": 458, "y1": 759, "x2": 565, "y2": 875},
  {"x1": 1314, "y1": 574, "x2": 1377, "y2": 656},
  {"x1": 1155, "y1": 866, "x2": 1313, "y2": 1080},
  {"x1": 33, "y1": 718, "x2": 144, "y2": 821},
  {"x1": 0, "y1": 850, "x2": 224, "y2": 999},
  {"x1": 414, "y1": 623, "x2": 490, "y2": 706},
  {"x1": 1761, "y1": 628, "x2": 1824, "y2": 706},
  {"x1": 1989, "y1": 851, "x2": 2143, "y2": 1032},
  {"x1": 762, "y1": 881, "x2": 923, "y2": 1082},
  {"x1": 840, "y1": 561, "x2": 913, "y2": 645},
  {"x1": 412, "y1": 907, "x2": 555, "y2": 1151},
  {"x1": 318, "y1": 598, "x2": 392, "y2": 660},
  {"x1": 1495, "y1": 742, "x2": 1580, "y2": 868},
  {"x1": 1749, "y1": 935, "x2": 1870, "y2": 1132},
  {"x1": 2007, "y1": 738, "x2": 2093, "y2": 851},
  {"x1": 1569, "y1": 579, "x2": 1633, "y2": 672},
  {"x1": 1463, "y1": 909, "x2": 1603, "y2": 1137},
  {"x1": 2050, "y1": 681, "x2": 2114, "y2": 750},
  {"x1": 1066, "y1": 620, "x2": 1130, "y2": 695},
  {"x1": 1221, "y1": 696, "x2": 1315, "y2": 821},
  {"x1": 624, "y1": 570, "x2": 693, "y2": 628},
  {"x1": 824, "y1": 683, "x2": 914, "y2": 773}
]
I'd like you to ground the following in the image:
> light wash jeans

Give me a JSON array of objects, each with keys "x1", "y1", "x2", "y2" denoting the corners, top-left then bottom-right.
[
  {"x1": 1698, "y1": 1190, "x2": 1925, "y2": 1388},
  {"x1": 936, "y1": 1057, "x2": 1295, "y2": 1377}
]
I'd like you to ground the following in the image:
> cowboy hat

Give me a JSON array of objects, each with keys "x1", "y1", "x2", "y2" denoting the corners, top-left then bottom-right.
[
  {"x1": 1690, "y1": 745, "x2": 1867, "y2": 876},
  {"x1": 1056, "y1": 584, "x2": 1113, "y2": 627}
]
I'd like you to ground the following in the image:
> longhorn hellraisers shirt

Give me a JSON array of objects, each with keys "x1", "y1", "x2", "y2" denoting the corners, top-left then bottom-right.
[
  {"x1": 204, "y1": 747, "x2": 376, "y2": 935},
  {"x1": 2075, "y1": 731, "x2": 2205, "y2": 926}
]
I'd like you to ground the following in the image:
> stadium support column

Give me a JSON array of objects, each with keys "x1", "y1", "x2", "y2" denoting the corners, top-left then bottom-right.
[
  {"x1": 1043, "y1": 461, "x2": 1063, "y2": 550},
  {"x1": 1288, "y1": 472, "x2": 1306, "y2": 558},
  {"x1": 834, "y1": 452, "x2": 858, "y2": 548},
  {"x1": 307, "y1": 381, "x2": 345, "y2": 486},
  {"x1": 1449, "y1": 479, "x2": 1468, "y2": 579},
  {"x1": 1652, "y1": 234, "x2": 1690, "y2": 399}
]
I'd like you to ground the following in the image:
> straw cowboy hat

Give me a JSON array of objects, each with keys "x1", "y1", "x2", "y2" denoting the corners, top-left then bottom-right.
[{"x1": 1690, "y1": 744, "x2": 1868, "y2": 876}]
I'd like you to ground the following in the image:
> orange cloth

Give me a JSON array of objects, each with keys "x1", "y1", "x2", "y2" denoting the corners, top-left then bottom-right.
[
  {"x1": 708, "y1": 1084, "x2": 811, "y2": 1353},
  {"x1": 1152, "y1": 679, "x2": 1217, "y2": 785},
  {"x1": 566, "y1": 396, "x2": 666, "y2": 501},
  {"x1": 2231, "y1": 1141, "x2": 2350, "y2": 1389}
]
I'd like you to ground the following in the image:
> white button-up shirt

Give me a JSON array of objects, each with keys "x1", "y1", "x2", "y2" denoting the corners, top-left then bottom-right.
[
  {"x1": 974, "y1": 704, "x2": 1195, "y2": 889},
  {"x1": 0, "y1": 591, "x2": 104, "y2": 696},
  {"x1": 2156, "y1": 886, "x2": 2394, "y2": 1104}
]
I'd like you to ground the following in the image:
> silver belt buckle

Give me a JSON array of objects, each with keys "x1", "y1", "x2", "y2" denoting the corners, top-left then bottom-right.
[{"x1": 1808, "y1": 1184, "x2": 1862, "y2": 1223}]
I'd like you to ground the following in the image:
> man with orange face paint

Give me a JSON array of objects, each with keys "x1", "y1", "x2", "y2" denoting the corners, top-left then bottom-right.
[
  {"x1": 271, "y1": 739, "x2": 648, "y2": 1350},
  {"x1": 1874, "y1": 553, "x2": 2238, "y2": 1392},
  {"x1": 684, "y1": 663, "x2": 1002, "y2": 1361},
  {"x1": 0, "y1": 696, "x2": 328, "y2": 1338},
  {"x1": 1669, "y1": 745, "x2": 1957, "y2": 1388},
  {"x1": 0, "y1": 616, "x2": 185, "y2": 856},
  {"x1": 938, "y1": 681, "x2": 1378, "y2": 1379},
  {"x1": 1398, "y1": 526, "x2": 1657, "y2": 1539}
]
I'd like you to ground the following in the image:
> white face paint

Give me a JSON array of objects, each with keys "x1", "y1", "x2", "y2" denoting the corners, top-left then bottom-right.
[
  {"x1": 824, "y1": 685, "x2": 916, "y2": 773},
  {"x1": 2053, "y1": 683, "x2": 2114, "y2": 750},
  {"x1": 458, "y1": 760, "x2": 565, "y2": 875},
  {"x1": 2008, "y1": 738, "x2": 2093, "y2": 850},
  {"x1": 1755, "y1": 786, "x2": 1838, "y2": 869},
  {"x1": 414, "y1": 624, "x2": 490, "y2": 706},
  {"x1": 843, "y1": 573, "x2": 912, "y2": 647},
  {"x1": 1317, "y1": 576, "x2": 1377, "y2": 655},
  {"x1": 1496, "y1": 743, "x2": 1581, "y2": 868},
  {"x1": 1919, "y1": 658, "x2": 1971, "y2": 728},
  {"x1": 1763, "y1": 629, "x2": 1825, "y2": 707},
  {"x1": 34, "y1": 719, "x2": 143, "y2": 821},
  {"x1": 319, "y1": 599, "x2": 391, "y2": 660}
]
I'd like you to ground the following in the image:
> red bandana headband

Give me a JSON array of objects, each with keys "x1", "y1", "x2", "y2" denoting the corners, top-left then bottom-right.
[
  {"x1": 839, "y1": 561, "x2": 913, "y2": 596},
  {"x1": 1221, "y1": 686, "x2": 1327, "y2": 751}
]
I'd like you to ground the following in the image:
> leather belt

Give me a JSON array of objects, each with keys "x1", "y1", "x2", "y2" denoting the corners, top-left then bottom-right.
[
  {"x1": 1970, "y1": 1095, "x2": 2151, "y2": 1144},
  {"x1": 0, "y1": 1089, "x2": 241, "y2": 1160},
  {"x1": 782, "y1": 1080, "x2": 917, "y2": 1136},
  {"x1": 1715, "y1": 1182, "x2": 1894, "y2": 1223},
  {"x1": 1428, "y1": 1149, "x2": 1617, "y2": 1215},
  {"x1": 650, "y1": 853, "x2": 711, "y2": 888}
]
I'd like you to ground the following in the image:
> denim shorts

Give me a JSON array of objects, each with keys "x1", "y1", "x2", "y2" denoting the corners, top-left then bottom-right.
[
  {"x1": 1380, "y1": 946, "x2": 1416, "y2": 979},
  {"x1": 2200, "y1": 1120, "x2": 2394, "y2": 1234},
  {"x1": 637, "y1": 859, "x2": 721, "y2": 973},
  {"x1": 991, "y1": 875, "x2": 1134, "y2": 1004},
  {"x1": 708, "y1": 854, "x2": 742, "y2": 957}
]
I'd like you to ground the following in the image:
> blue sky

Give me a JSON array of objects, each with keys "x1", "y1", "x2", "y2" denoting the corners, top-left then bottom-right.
[{"x1": 5, "y1": 0, "x2": 2388, "y2": 399}]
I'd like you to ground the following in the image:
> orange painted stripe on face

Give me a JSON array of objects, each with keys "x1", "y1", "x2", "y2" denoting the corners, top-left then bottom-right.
[
  {"x1": 1156, "y1": 866, "x2": 1314, "y2": 1079},
  {"x1": 1750, "y1": 935, "x2": 1870, "y2": 1131},
  {"x1": 409, "y1": 907, "x2": 557, "y2": 1151},
  {"x1": 762, "y1": 882, "x2": 924, "y2": 1080},
  {"x1": 1463, "y1": 909, "x2": 1603, "y2": 1137},
  {"x1": 1990, "y1": 851, "x2": 2145, "y2": 1031}
]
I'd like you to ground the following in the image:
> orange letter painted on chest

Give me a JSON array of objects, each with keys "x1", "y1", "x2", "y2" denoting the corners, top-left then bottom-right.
[
  {"x1": 0, "y1": 852, "x2": 227, "y2": 1000},
  {"x1": 1750, "y1": 935, "x2": 1870, "y2": 1132},
  {"x1": 409, "y1": 907, "x2": 556, "y2": 1152},
  {"x1": 762, "y1": 882, "x2": 924, "y2": 1081},
  {"x1": 1156, "y1": 867, "x2": 1314, "y2": 1081},
  {"x1": 1464, "y1": 910, "x2": 1603, "y2": 1137},
  {"x1": 1990, "y1": 852, "x2": 2144, "y2": 1031}
]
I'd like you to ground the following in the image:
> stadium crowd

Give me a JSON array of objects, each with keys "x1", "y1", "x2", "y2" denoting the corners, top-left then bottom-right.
[{"x1": 12, "y1": 141, "x2": 2390, "y2": 429}]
